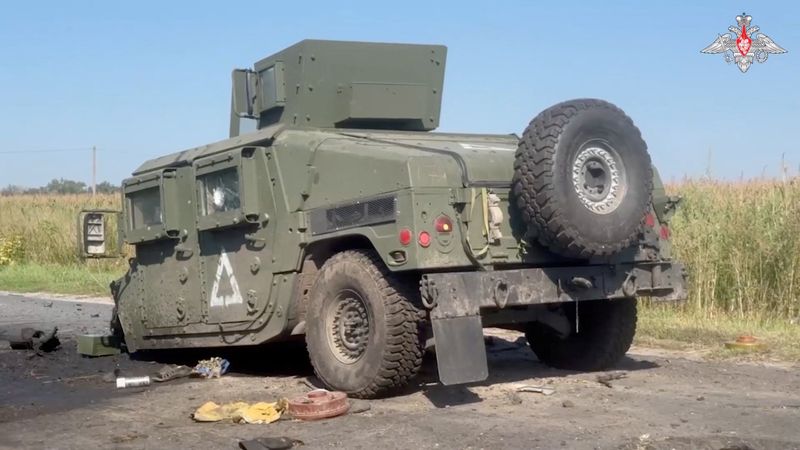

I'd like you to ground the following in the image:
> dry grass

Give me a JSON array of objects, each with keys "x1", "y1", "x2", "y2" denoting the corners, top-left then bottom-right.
[
  {"x1": 0, "y1": 193, "x2": 126, "y2": 266},
  {"x1": 667, "y1": 178, "x2": 800, "y2": 320}
]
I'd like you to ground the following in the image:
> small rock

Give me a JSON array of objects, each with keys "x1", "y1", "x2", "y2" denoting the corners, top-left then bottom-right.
[
  {"x1": 562, "y1": 400, "x2": 575, "y2": 408},
  {"x1": 90, "y1": 313, "x2": 100, "y2": 318},
  {"x1": 680, "y1": 417, "x2": 689, "y2": 423},
  {"x1": 43, "y1": 301, "x2": 53, "y2": 308},
  {"x1": 696, "y1": 395, "x2": 705, "y2": 401},
  {"x1": 349, "y1": 399, "x2": 371, "y2": 414}
]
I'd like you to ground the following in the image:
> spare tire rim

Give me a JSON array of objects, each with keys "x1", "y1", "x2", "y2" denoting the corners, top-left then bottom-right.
[
  {"x1": 571, "y1": 143, "x2": 626, "y2": 214},
  {"x1": 328, "y1": 289, "x2": 370, "y2": 364}
]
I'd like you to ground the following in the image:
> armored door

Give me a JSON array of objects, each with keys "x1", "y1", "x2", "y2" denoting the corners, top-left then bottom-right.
[
  {"x1": 194, "y1": 148, "x2": 274, "y2": 325},
  {"x1": 124, "y1": 169, "x2": 202, "y2": 331}
]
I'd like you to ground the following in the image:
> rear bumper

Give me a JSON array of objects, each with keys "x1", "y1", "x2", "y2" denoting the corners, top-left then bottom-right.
[
  {"x1": 420, "y1": 261, "x2": 688, "y2": 314},
  {"x1": 420, "y1": 261, "x2": 687, "y2": 386}
]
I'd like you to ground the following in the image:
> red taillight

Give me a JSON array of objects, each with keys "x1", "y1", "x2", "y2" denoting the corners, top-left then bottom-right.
[
  {"x1": 644, "y1": 213, "x2": 656, "y2": 228},
  {"x1": 434, "y1": 215, "x2": 453, "y2": 233},
  {"x1": 659, "y1": 225, "x2": 671, "y2": 240},
  {"x1": 399, "y1": 228, "x2": 412, "y2": 246},
  {"x1": 418, "y1": 231, "x2": 431, "y2": 248}
]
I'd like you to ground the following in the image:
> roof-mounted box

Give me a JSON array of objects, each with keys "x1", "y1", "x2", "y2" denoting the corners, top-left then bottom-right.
[{"x1": 250, "y1": 40, "x2": 447, "y2": 131}]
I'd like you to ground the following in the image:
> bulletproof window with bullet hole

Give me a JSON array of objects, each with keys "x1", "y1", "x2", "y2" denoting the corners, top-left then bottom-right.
[{"x1": 199, "y1": 168, "x2": 241, "y2": 216}]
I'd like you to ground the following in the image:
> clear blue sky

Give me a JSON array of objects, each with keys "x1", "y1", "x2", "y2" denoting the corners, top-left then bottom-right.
[{"x1": 1, "y1": 1, "x2": 797, "y2": 187}]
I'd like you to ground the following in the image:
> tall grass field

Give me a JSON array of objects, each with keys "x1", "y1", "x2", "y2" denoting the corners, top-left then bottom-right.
[{"x1": 0, "y1": 180, "x2": 798, "y2": 329}]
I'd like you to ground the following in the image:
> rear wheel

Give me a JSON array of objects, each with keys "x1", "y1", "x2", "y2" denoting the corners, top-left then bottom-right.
[
  {"x1": 305, "y1": 250, "x2": 424, "y2": 399},
  {"x1": 525, "y1": 298, "x2": 637, "y2": 371}
]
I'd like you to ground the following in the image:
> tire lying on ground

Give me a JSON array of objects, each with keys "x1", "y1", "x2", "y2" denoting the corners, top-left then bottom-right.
[
  {"x1": 305, "y1": 249, "x2": 424, "y2": 399},
  {"x1": 525, "y1": 298, "x2": 637, "y2": 371},
  {"x1": 513, "y1": 99, "x2": 653, "y2": 259}
]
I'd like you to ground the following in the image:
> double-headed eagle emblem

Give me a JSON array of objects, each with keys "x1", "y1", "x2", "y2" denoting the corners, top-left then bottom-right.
[{"x1": 701, "y1": 13, "x2": 786, "y2": 73}]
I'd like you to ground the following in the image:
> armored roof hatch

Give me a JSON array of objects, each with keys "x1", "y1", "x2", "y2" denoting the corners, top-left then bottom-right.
[{"x1": 230, "y1": 40, "x2": 446, "y2": 136}]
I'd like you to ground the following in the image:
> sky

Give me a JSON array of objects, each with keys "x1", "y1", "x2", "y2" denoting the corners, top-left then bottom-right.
[{"x1": 0, "y1": 1, "x2": 798, "y2": 187}]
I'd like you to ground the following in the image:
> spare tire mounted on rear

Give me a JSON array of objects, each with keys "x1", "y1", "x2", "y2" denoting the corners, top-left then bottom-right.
[{"x1": 513, "y1": 99, "x2": 653, "y2": 259}]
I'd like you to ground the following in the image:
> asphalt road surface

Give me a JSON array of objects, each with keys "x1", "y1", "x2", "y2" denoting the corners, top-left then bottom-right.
[{"x1": 1, "y1": 293, "x2": 800, "y2": 450}]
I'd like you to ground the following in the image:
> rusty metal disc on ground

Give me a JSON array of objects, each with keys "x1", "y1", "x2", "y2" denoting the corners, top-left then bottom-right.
[
  {"x1": 288, "y1": 389, "x2": 350, "y2": 420},
  {"x1": 724, "y1": 335, "x2": 767, "y2": 351}
]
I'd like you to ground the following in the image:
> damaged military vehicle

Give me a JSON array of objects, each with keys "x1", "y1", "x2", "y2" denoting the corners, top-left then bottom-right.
[{"x1": 81, "y1": 40, "x2": 687, "y2": 398}]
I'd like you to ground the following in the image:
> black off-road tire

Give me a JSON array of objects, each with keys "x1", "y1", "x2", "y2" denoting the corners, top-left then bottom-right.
[
  {"x1": 525, "y1": 298, "x2": 637, "y2": 371},
  {"x1": 305, "y1": 250, "x2": 424, "y2": 399},
  {"x1": 513, "y1": 99, "x2": 653, "y2": 258}
]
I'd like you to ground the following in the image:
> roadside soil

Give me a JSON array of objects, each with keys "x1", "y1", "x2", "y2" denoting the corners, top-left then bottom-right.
[{"x1": 1, "y1": 293, "x2": 799, "y2": 450}]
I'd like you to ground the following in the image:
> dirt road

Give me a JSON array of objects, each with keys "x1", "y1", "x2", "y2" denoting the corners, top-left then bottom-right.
[{"x1": 1, "y1": 293, "x2": 799, "y2": 450}]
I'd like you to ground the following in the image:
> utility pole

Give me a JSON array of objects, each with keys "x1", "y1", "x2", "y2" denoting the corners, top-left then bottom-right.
[{"x1": 92, "y1": 145, "x2": 96, "y2": 197}]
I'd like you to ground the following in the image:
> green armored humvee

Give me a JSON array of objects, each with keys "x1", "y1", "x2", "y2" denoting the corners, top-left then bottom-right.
[{"x1": 82, "y1": 40, "x2": 686, "y2": 398}]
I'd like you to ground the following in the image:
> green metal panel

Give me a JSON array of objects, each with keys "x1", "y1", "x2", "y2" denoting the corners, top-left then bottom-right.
[
  {"x1": 135, "y1": 166, "x2": 202, "y2": 332},
  {"x1": 251, "y1": 40, "x2": 446, "y2": 131}
]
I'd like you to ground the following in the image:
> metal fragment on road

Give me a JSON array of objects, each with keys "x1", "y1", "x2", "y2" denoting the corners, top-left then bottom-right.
[
  {"x1": 515, "y1": 385, "x2": 556, "y2": 396},
  {"x1": 77, "y1": 333, "x2": 121, "y2": 357},
  {"x1": 116, "y1": 376, "x2": 151, "y2": 388},
  {"x1": 596, "y1": 372, "x2": 628, "y2": 388}
]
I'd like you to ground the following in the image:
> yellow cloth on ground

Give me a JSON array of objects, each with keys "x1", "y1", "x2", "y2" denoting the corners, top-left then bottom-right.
[{"x1": 192, "y1": 399, "x2": 288, "y2": 424}]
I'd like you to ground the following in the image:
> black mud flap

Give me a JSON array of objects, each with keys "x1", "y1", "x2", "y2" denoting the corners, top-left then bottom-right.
[
  {"x1": 431, "y1": 315, "x2": 488, "y2": 385},
  {"x1": 426, "y1": 274, "x2": 490, "y2": 385}
]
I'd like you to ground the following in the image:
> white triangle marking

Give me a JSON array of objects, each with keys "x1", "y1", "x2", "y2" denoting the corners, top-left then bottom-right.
[{"x1": 209, "y1": 250, "x2": 243, "y2": 307}]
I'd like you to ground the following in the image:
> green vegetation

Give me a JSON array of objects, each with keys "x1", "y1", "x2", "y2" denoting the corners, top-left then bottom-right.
[
  {"x1": 0, "y1": 193, "x2": 127, "y2": 265},
  {"x1": 0, "y1": 262, "x2": 121, "y2": 297},
  {"x1": 668, "y1": 179, "x2": 800, "y2": 320},
  {"x1": 637, "y1": 300, "x2": 800, "y2": 362},
  {"x1": 0, "y1": 180, "x2": 798, "y2": 359},
  {"x1": 2, "y1": 178, "x2": 119, "y2": 195}
]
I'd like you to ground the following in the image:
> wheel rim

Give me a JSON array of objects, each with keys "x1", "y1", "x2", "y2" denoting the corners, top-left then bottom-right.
[
  {"x1": 571, "y1": 142, "x2": 626, "y2": 214},
  {"x1": 326, "y1": 289, "x2": 370, "y2": 364}
]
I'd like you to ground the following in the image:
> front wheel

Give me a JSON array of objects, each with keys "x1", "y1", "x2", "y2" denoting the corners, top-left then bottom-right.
[
  {"x1": 525, "y1": 298, "x2": 637, "y2": 371},
  {"x1": 305, "y1": 250, "x2": 424, "y2": 399}
]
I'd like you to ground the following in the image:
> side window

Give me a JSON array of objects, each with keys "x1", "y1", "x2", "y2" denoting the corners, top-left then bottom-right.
[
  {"x1": 128, "y1": 187, "x2": 162, "y2": 229},
  {"x1": 194, "y1": 147, "x2": 265, "y2": 231},
  {"x1": 199, "y1": 168, "x2": 241, "y2": 216}
]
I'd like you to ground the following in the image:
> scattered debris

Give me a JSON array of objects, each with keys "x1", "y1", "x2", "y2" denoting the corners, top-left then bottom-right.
[
  {"x1": 9, "y1": 327, "x2": 60, "y2": 354},
  {"x1": 516, "y1": 385, "x2": 556, "y2": 396},
  {"x1": 193, "y1": 399, "x2": 289, "y2": 424},
  {"x1": 77, "y1": 333, "x2": 121, "y2": 357},
  {"x1": 725, "y1": 335, "x2": 767, "y2": 352},
  {"x1": 288, "y1": 389, "x2": 350, "y2": 421},
  {"x1": 596, "y1": 371, "x2": 628, "y2": 388},
  {"x1": 152, "y1": 364, "x2": 193, "y2": 382},
  {"x1": 562, "y1": 400, "x2": 575, "y2": 408},
  {"x1": 90, "y1": 313, "x2": 100, "y2": 318},
  {"x1": 239, "y1": 436, "x2": 303, "y2": 450},
  {"x1": 116, "y1": 376, "x2": 151, "y2": 388},
  {"x1": 193, "y1": 357, "x2": 230, "y2": 378}
]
